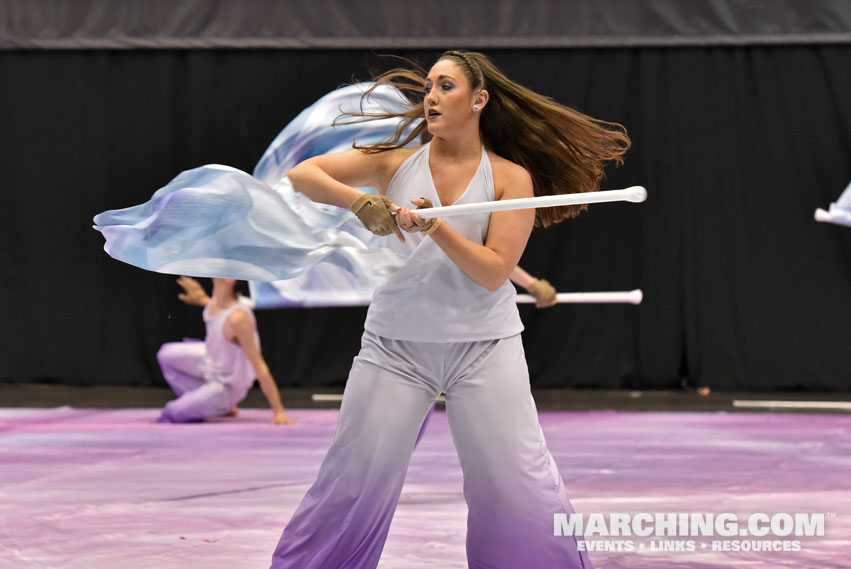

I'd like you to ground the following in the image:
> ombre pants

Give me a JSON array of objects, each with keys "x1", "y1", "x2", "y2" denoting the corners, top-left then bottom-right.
[{"x1": 270, "y1": 331, "x2": 592, "y2": 569}]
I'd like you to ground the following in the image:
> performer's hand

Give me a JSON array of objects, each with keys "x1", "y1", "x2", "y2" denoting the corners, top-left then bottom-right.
[
  {"x1": 272, "y1": 411, "x2": 295, "y2": 425},
  {"x1": 177, "y1": 276, "x2": 210, "y2": 306},
  {"x1": 394, "y1": 197, "x2": 442, "y2": 235},
  {"x1": 349, "y1": 193, "x2": 404, "y2": 242},
  {"x1": 526, "y1": 278, "x2": 557, "y2": 308}
]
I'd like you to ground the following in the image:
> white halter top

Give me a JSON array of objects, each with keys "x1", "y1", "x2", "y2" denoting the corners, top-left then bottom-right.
[
  {"x1": 364, "y1": 143, "x2": 523, "y2": 342},
  {"x1": 202, "y1": 296, "x2": 258, "y2": 388}
]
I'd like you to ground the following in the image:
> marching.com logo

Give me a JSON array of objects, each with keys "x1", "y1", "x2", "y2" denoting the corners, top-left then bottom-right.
[{"x1": 554, "y1": 512, "x2": 828, "y2": 553}]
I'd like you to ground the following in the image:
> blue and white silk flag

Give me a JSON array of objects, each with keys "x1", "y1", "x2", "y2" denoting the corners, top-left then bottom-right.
[{"x1": 94, "y1": 83, "x2": 422, "y2": 307}]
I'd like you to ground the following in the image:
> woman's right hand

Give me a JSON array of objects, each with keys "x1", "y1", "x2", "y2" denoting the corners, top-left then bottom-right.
[{"x1": 349, "y1": 193, "x2": 404, "y2": 241}]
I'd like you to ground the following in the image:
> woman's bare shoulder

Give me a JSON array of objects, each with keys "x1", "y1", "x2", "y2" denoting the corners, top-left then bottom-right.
[
  {"x1": 378, "y1": 145, "x2": 424, "y2": 193},
  {"x1": 386, "y1": 145, "x2": 423, "y2": 169},
  {"x1": 226, "y1": 307, "x2": 254, "y2": 329},
  {"x1": 487, "y1": 151, "x2": 533, "y2": 199}
]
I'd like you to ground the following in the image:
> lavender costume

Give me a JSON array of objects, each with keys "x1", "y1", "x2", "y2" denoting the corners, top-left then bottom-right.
[{"x1": 157, "y1": 297, "x2": 258, "y2": 423}]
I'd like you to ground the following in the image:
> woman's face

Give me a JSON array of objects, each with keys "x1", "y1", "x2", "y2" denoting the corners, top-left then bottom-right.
[{"x1": 423, "y1": 58, "x2": 477, "y2": 136}]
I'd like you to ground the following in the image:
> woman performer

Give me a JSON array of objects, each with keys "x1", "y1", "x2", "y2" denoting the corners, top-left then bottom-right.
[
  {"x1": 268, "y1": 51, "x2": 629, "y2": 569},
  {"x1": 156, "y1": 276, "x2": 294, "y2": 425}
]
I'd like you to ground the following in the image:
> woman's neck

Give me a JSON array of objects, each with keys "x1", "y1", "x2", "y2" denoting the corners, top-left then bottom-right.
[
  {"x1": 210, "y1": 284, "x2": 238, "y2": 311},
  {"x1": 430, "y1": 130, "x2": 483, "y2": 163}
]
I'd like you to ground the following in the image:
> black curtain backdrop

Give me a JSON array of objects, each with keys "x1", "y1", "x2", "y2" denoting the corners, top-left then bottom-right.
[{"x1": 1, "y1": 47, "x2": 849, "y2": 391}]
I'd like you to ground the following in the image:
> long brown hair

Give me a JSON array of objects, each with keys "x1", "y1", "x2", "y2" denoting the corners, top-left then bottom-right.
[{"x1": 342, "y1": 51, "x2": 631, "y2": 226}]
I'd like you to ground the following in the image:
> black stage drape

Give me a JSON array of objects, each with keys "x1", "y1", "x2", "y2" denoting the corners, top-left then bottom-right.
[{"x1": 1, "y1": 47, "x2": 849, "y2": 391}]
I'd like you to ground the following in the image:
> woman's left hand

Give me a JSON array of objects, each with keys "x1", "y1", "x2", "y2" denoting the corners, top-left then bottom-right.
[
  {"x1": 272, "y1": 411, "x2": 295, "y2": 425},
  {"x1": 526, "y1": 278, "x2": 558, "y2": 308},
  {"x1": 393, "y1": 198, "x2": 442, "y2": 234}
]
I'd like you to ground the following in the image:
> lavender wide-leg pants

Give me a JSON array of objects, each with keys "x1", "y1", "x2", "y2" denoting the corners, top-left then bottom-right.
[
  {"x1": 156, "y1": 341, "x2": 243, "y2": 422},
  {"x1": 270, "y1": 332, "x2": 591, "y2": 569}
]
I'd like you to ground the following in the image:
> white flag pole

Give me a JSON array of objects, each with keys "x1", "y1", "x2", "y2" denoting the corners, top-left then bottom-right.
[
  {"x1": 814, "y1": 208, "x2": 832, "y2": 223},
  {"x1": 409, "y1": 186, "x2": 647, "y2": 219},
  {"x1": 516, "y1": 289, "x2": 643, "y2": 305},
  {"x1": 275, "y1": 289, "x2": 643, "y2": 308}
]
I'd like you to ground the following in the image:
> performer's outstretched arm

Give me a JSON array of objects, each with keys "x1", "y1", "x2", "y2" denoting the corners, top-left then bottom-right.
[
  {"x1": 287, "y1": 148, "x2": 410, "y2": 241},
  {"x1": 227, "y1": 311, "x2": 294, "y2": 425}
]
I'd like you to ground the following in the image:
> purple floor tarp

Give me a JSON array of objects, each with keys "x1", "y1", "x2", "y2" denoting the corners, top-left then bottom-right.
[{"x1": 1, "y1": 407, "x2": 849, "y2": 568}]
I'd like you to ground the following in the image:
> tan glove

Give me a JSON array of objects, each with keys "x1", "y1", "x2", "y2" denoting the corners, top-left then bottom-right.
[
  {"x1": 526, "y1": 278, "x2": 557, "y2": 308},
  {"x1": 401, "y1": 197, "x2": 442, "y2": 235},
  {"x1": 349, "y1": 193, "x2": 397, "y2": 236}
]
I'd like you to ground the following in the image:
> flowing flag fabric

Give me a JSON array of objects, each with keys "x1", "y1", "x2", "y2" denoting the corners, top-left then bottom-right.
[
  {"x1": 253, "y1": 83, "x2": 418, "y2": 185},
  {"x1": 93, "y1": 83, "x2": 421, "y2": 304},
  {"x1": 815, "y1": 181, "x2": 851, "y2": 228}
]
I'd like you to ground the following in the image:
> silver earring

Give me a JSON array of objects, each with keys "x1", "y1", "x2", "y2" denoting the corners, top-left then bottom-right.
[{"x1": 473, "y1": 105, "x2": 479, "y2": 111}]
